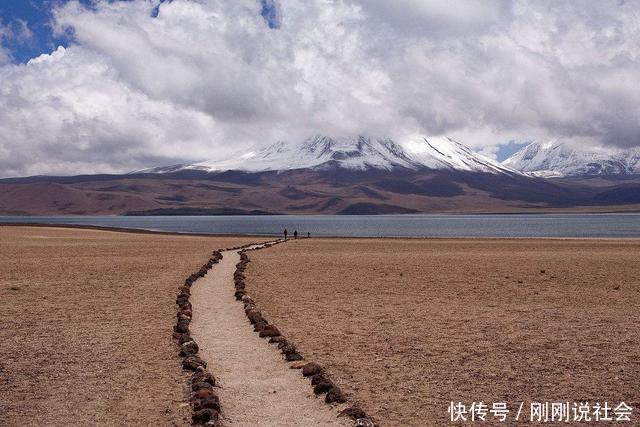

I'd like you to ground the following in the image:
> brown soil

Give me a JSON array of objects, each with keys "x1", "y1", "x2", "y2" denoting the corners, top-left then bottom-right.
[
  {"x1": 189, "y1": 246, "x2": 350, "y2": 426},
  {"x1": 246, "y1": 238, "x2": 640, "y2": 426},
  {"x1": 0, "y1": 226, "x2": 254, "y2": 426}
]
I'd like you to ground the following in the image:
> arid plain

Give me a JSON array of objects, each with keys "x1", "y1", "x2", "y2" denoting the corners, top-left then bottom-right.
[
  {"x1": 1, "y1": 227, "x2": 639, "y2": 426},
  {"x1": 246, "y1": 238, "x2": 640, "y2": 426},
  {"x1": 0, "y1": 226, "x2": 253, "y2": 425}
]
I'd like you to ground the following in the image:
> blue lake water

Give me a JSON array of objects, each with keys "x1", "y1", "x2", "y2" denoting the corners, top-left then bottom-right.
[{"x1": 1, "y1": 214, "x2": 640, "y2": 238}]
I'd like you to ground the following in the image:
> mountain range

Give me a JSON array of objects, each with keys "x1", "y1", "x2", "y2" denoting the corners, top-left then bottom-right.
[
  {"x1": 503, "y1": 141, "x2": 640, "y2": 177},
  {"x1": 1, "y1": 135, "x2": 639, "y2": 216},
  {"x1": 145, "y1": 135, "x2": 640, "y2": 179},
  {"x1": 141, "y1": 135, "x2": 518, "y2": 175}
]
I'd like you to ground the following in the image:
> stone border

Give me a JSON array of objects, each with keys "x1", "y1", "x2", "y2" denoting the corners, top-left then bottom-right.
[
  {"x1": 172, "y1": 242, "x2": 262, "y2": 426},
  {"x1": 233, "y1": 244, "x2": 377, "y2": 427}
]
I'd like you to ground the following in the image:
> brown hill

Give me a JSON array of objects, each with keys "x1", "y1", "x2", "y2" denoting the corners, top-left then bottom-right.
[{"x1": 1, "y1": 170, "x2": 640, "y2": 215}]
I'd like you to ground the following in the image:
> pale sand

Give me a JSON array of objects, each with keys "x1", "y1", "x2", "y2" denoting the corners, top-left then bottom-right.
[
  {"x1": 0, "y1": 226, "x2": 255, "y2": 426},
  {"x1": 189, "y1": 246, "x2": 350, "y2": 427},
  {"x1": 246, "y1": 238, "x2": 640, "y2": 426}
]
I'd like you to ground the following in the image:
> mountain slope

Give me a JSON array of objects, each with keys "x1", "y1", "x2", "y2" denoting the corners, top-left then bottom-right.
[
  {"x1": 3, "y1": 168, "x2": 640, "y2": 215},
  {"x1": 503, "y1": 141, "x2": 640, "y2": 177},
  {"x1": 404, "y1": 136, "x2": 516, "y2": 174},
  {"x1": 5, "y1": 136, "x2": 640, "y2": 216},
  {"x1": 191, "y1": 135, "x2": 416, "y2": 172},
  {"x1": 142, "y1": 135, "x2": 519, "y2": 175}
]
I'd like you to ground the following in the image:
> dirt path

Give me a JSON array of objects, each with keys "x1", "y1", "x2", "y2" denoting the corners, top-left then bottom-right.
[{"x1": 189, "y1": 246, "x2": 349, "y2": 426}]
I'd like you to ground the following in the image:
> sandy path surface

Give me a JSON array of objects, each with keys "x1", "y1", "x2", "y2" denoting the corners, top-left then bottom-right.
[{"x1": 189, "y1": 246, "x2": 349, "y2": 427}]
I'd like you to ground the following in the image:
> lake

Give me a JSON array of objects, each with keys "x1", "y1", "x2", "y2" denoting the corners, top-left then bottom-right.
[{"x1": 1, "y1": 214, "x2": 640, "y2": 238}]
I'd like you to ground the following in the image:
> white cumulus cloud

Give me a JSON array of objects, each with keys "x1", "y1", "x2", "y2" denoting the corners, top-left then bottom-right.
[{"x1": 0, "y1": 0, "x2": 639, "y2": 177}]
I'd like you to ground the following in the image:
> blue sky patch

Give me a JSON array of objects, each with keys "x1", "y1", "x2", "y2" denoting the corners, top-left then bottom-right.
[
  {"x1": 260, "y1": 0, "x2": 281, "y2": 29},
  {"x1": 0, "y1": 0, "x2": 94, "y2": 63},
  {"x1": 1, "y1": 1, "x2": 279, "y2": 63},
  {"x1": 496, "y1": 140, "x2": 529, "y2": 161}
]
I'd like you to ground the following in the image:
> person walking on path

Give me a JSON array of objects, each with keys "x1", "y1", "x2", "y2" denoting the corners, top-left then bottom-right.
[
  {"x1": 284, "y1": 228, "x2": 288, "y2": 241},
  {"x1": 294, "y1": 230, "x2": 298, "y2": 240},
  {"x1": 307, "y1": 232, "x2": 310, "y2": 238}
]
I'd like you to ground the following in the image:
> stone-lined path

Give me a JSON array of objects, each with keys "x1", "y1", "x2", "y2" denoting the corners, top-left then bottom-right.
[{"x1": 189, "y1": 245, "x2": 349, "y2": 426}]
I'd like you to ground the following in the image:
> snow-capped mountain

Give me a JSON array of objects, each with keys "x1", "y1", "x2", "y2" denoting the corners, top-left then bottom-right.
[
  {"x1": 503, "y1": 141, "x2": 640, "y2": 177},
  {"x1": 142, "y1": 135, "x2": 518, "y2": 175},
  {"x1": 191, "y1": 135, "x2": 416, "y2": 172},
  {"x1": 403, "y1": 136, "x2": 516, "y2": 174}
]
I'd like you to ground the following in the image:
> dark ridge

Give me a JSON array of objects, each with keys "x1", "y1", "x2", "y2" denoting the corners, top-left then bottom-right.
[
  {"x1": 425, "y1": 140, "x2": 446, "y2": 157},
  {"x1": 199, "y1": 170, "x2": 266, "y2": 186},
  {"x1": 318, "y1": 197, "x2": 344, "y2": 211},
  {"x1": 278, "y1": 186, "x2": 322, "y2": 200},
  {"x1": 354, "y1": 185, "x2": 388, "y2": 200},
  {"x1": 306, "y1": 167, "x2": 417, "y2": 185},
  {"x1": 451, "y1": 171, "x2": 586, "y2": 205},
  {"x1": 124, "y1": 207, "x2": 276, "y2": 216},
  {"x1": 183, "y1": 183, "x2": 243, "y2": 194},
  {"x1": 557, "y1": 174, "x2": 640, "y2": 182},
  {"x1": 592, "y1": 186, "x2": 640, "y2": 204},
  {"x1": 144, "y1": 170, "x2": 267, "y2": 186},
  {"x1": 415, "y1": 176, "x2": 466, "y2": 197},
  {"x1": 4, "y1": 166, "x2": 640, "y2": 215},
  {"x1": 94, "y1": 184, "x2": 150, "y2": 192},
  {"x1": 372, "y1": 178, "x2": 464, "y2": 197},
  {"x1": 0, "y1": 173, "x2": 141, "y2": 184},
  {"x1": 287, "y1": 202, "x2": 322, "y2": 211},
  {"x1": 156, "y1": 195, "x2": 189, "y2": 203},
  {"x1": 0, "y1": 170, "x2": 267, "y2": 186},
  {"x1": 338, "y1": 203, "x2": 419, "y2": 215}
]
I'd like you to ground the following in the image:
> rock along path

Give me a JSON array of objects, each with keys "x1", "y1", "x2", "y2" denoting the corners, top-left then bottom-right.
[{"x1": 189, "y1": 245, "x2": 349, "y2": 427}]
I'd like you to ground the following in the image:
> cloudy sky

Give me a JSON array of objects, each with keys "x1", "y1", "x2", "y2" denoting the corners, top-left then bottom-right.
[{"x1": 0, "y1": 0, "x2": 639, "y2": 177}]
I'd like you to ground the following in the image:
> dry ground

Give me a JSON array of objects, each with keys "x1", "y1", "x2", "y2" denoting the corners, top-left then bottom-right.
[
  {"x1": 189, "y1": 247, "x2": 349, "y2": 426},
  {"x1": 246, "y1": 238, "x2": 640, "y2": 426},
  {"x1": 0, "y1": 226, "x2": 254, "y2": 426}
]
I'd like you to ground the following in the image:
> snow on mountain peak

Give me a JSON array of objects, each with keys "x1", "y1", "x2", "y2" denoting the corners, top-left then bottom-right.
[
  {"x1": 404, "y1": 136, "x2": 516, "y2": 174},
  {"x1": 190, "y1": 135, "x2": 416, "y2": 172},
  {"x1": 142, "y1": 134, "x2": 519, "y2": 175},
  {"x1": 502, "y1": 140, "x2": 639, "y2": 177}
]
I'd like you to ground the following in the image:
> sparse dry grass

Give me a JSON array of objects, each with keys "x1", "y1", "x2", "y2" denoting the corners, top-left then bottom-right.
[
  {"x1": 247, "y1": 238, "x2": 640, "y2": 426},
  {"x1": 0, "y1": 226, "x2": 253, "y2": 426}
]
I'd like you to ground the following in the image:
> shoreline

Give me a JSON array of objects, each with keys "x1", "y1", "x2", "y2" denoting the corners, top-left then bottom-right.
[
  {"x1": 2, "y1": 210, "x2": 640, "y2": 218},
  {"x1": 0, "y1": 222, "x2": 271, "y2": 238},
  {"x1": 1, "y1": 223, "x2": 640, "y2": 241}
]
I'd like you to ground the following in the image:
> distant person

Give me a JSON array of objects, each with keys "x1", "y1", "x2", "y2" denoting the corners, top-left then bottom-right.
[
  {"x1": 294, "y1": 230, "x2": 298, "y2": 240},
  {"x1": 307, "y1": 232, "x2": 310, "y2": 238},
  {"x1": 284, "y1": 228, "x2": 288, "y2": 241}
]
